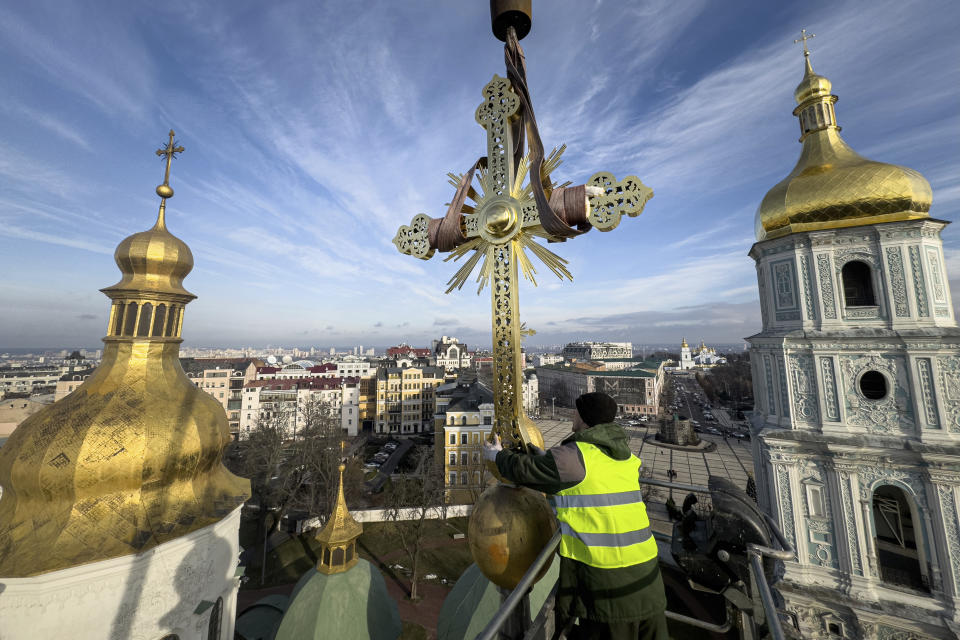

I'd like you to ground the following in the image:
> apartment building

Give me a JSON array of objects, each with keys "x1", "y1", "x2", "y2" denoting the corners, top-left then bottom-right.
[
  {"x1": 536, "y1": 359, "x2": 664, "y2": 417},
  {"x1": 181, "y1": 358, "x2": 261, "y2": 437},
  {"x1": 240, "y1": 377, "x2": 353, "y2": 438},
  {"x1": 436, "y1": 379, "x2": 494, "y2": 504},
  {"x1": 375, "y1": 366, "x2": 444, "y2": 435}
]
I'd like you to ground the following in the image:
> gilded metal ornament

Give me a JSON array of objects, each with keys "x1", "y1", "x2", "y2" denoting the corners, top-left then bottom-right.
[{"x1": 394, "y1": 75, "x2": 652, "y2": 453}]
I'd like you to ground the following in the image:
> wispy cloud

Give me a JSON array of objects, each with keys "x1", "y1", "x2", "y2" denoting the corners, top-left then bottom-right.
[{"x1": 0, "y1": 0, "x2": 957, "y2": 347}]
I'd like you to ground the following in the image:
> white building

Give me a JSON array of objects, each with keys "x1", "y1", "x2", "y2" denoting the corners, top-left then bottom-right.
[
  {"x1": 433, "y1": 336, "x2": 472, "y2": 371},
  {"x1": 522, "y1": 370, "x2": 539, "y2": 418},
  {"x1": 679, "y1": 338, "x2": 694, "y2": 370},
  {"x1": 341, "y1": 381, "x2": 360, "y2": 436},
  {"x1": 534, "y1": 353, "x2": 564, "y2": 367},
  {"x1": 692, "y1": 341, "x2": 727, "y2": 367},
  {"x1": 240, "y1": 377, "x2": 349, "y2": 438},
  {"x1": 561, "y1": 341, "x2": 633, "y2": 361},
  {"x1": 748, "y1": 51, "x2": 960, "y2": 639},
  {"x1": 336, "y1": 358, "x2": 372, "y2": 378}
]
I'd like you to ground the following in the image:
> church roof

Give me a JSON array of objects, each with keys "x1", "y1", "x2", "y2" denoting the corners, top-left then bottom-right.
[
  {"x1": 438, "y1": 560, "x2": 559, "y2": 640},
  {"x1": 273, "y1": 559, "x2": 401, "y2": 640},
  {"x1": 755, "y1": 49, "x2": 931, "y2": 241}
]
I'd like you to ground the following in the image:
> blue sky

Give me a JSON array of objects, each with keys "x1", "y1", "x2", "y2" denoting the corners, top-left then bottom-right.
[{"x1": 1, "y1": 0, "x2": 958, "y2": 349}]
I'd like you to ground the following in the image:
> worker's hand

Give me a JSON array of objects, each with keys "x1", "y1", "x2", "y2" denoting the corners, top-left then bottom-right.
[
  {"x1": 527, "y1": 443, "x2": 545, "y2": 456},
  {"x1": 482, "y1": 433, "x2": 503, "y2": 462}
]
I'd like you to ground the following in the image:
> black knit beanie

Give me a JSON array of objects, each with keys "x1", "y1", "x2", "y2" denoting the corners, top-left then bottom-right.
[{"x1": 575, "y1": 392, "x2": 618, "y2": 427}]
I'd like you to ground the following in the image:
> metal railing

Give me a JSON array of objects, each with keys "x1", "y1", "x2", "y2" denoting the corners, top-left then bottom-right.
[{"x1": 476, "y1": 477, "x2": 795, "y2": 640}]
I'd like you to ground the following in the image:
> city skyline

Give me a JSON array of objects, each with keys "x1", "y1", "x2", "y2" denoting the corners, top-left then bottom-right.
[{"x1": 1, "y1": 1, "x2": 958, "y2": 348}]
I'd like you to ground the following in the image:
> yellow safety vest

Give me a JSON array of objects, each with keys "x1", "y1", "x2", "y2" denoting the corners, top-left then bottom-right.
[{"x1": 549, "y1": 442, "x2": 658, "y2": 569}]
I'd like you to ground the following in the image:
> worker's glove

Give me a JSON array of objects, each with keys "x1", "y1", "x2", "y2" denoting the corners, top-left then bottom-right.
[
  {"x1": 482, "y1": 433, "x2": 503, "y2": 462},
  {"x1": 527, "y1": 444, "x2": 545, "y2": 456}
]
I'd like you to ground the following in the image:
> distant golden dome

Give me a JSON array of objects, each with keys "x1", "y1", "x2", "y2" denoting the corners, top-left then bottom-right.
[{"x1": 755, "y1": 54, "x2": 932, "y2": 241}]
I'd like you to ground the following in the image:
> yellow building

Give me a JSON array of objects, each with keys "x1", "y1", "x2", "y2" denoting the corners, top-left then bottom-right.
[
  {"x1": 436, "y1": 379, "x2": 495, "y2": 504},
  {"x1": 375, "y1": 366, "x2": 444, "y2": 435},
  {"x1": 358, "y1": 374, "x2": 377, "y2": 431}
]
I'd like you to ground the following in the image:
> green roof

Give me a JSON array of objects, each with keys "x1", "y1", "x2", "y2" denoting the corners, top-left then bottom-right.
[
  {"x1": 273, "y1": 559, "x2": 401, "y2": 640},
  {"x1": 590, "y1": 369, "x2": 657, "y2": 378},
  {"x1": 438, "y1": 560, "x2": 560, "y2": 640},
  {"x1": 236, "y1": 595, "x2": 289, "y2": 640}
]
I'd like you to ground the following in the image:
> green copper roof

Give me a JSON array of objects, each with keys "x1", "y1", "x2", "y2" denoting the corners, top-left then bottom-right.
[
  {"x1": 273, "y1": 559, "x2": 401, "y2": 640},
  {"x1": 437, "y1": 559, "x2": 560, "y2": 640}
]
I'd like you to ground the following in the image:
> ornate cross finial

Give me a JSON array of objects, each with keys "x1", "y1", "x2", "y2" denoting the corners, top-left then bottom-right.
[
  {"x1": 393, "y1": 71, "x2": 652, "y2": 452},
  {"x1": 155, "y1": 129, "x2": 184, "y2": 200},
  {"x1": 794, "y1": 29, "x2": 815, "y2": 57},
  {"x1": 151, "y1": 129, "x2": 184, "y2": 230}
]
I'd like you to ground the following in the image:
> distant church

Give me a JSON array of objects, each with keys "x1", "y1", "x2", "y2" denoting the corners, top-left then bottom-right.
[
  {"x1": 748, "y1": 44, "x2": 960, "y2": 639},
  {"x1": 679, "y1": 338, "x2": 727, "y2": 370}
]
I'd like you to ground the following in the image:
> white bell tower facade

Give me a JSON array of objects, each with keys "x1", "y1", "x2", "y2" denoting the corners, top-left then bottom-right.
[{"x1": 748, "y1": 46, "x2": 960, "y2": 640}]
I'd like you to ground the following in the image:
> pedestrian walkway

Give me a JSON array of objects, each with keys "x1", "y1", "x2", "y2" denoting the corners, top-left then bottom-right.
[{"x1": 532, "y1": 417, "x2": 755, "y2": 533}]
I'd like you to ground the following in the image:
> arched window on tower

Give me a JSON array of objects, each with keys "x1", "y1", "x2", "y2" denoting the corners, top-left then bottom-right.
[
  {"x1": 123, "y1": 302, "x2": 138, "y2": 336},
  {"x1": 112, "y1": 303, "x2": 125, "y2": 335},
  {"x1": 841, "y1": 261, "x2": 875, "y2": 306},
  {"x1": 165, "y1": 306, "x2": 180, "y2": 337},
  {"x1": 152, "y1": 303, "x2": 167, "y2": 336},
  {"x1": 137, "y1": 303, "x2": 153, "y2": 337},
  {"x1": 872, "y1": 484, "x2": 929, "y2": 592}
]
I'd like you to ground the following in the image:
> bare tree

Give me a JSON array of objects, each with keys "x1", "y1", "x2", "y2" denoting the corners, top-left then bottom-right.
[
  {"x1": 224, "y1": 409, "x2": 293, "y2": 584},
  {"x1": 382, "y1": 447, "x2": 447, "y2": 601},
  {"x1": 288, "y1": 398, "x2": 351, "y2": 522},
  {"x1": 224, "y1": 398, "x2": 348, "y2": 584}
]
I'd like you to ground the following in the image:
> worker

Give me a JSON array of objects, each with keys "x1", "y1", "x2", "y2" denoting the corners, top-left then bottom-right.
[{"x1": 483, "y1": 392, "x2": 668, "y2": 640}]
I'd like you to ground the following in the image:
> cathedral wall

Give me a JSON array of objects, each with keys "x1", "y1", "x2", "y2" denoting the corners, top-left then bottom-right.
[
  {"x1": 748, "y1": 221, "x2": 960, "y2": 637},
  {"x1": 0, "y1": 505, "x2": 243, "y2": 640}
]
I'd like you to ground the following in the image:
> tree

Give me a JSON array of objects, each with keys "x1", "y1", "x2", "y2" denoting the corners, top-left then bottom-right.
[
  {"x1": 745, "y1": 472, "x2": 758, "y2": 504},
  {"x1": 382, "y1": 447, "x2": 447, "y2": 601},
  {"x1": 224, "y1": 409, "x2": 291, "y2": 584},
  {"x1": 224, "y1": 398, "x2": 348, "y2": 584},
  {"x1": 287, "y1": 398, "x2": 353, "y2": 521}
]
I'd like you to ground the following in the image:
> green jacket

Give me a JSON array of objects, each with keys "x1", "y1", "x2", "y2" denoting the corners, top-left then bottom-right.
[{"x1": 495, "y1": 422, "x2": 666, "y2": 623}]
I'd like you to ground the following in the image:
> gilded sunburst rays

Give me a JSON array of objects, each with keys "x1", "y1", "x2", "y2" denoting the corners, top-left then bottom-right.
[{"x1": 443, "y1": 148, "x2": 572, "y2": 294}]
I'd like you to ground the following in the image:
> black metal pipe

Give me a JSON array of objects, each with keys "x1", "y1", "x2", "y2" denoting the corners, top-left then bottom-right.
[
  {"x1": 638, "y1": 477, "x2": 710, "y2": 493},
  {"x1": 664, "y1": 609, "x2": 733, "y2": 633},
  {"x1": 750, "y1": 553, "x2": 786, "y2": 640}
]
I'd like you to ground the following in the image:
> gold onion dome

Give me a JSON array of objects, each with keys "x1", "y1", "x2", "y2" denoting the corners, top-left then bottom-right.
[
  {"x1": 104, "y1": 207, "x2": 195, "y2": 298},
  {"x1": 0, "y1": 131, "x2": 249, "y2": 577},
  {"x1": 755, "y1": 49, "x2": 932, "y2": 241}
]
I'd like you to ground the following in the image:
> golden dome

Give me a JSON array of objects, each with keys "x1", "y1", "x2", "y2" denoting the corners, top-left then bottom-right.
[
  {"x1": 103, "y1": 210, "x2": 195, "y2": 298},
  {"x1": 794, "y1": 56, "x2": 832, "y2": 104},
  {"x1": 0, "y1": 132, "x2": 249, "y2": 577},
  {"x1": 755, "y1": 54, "x2": 932, "y2": 241}
]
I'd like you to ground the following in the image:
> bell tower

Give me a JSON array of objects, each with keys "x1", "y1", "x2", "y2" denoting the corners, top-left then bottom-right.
[{"x1": 748, "y1": 37, "x2": 960, "y2": 640}]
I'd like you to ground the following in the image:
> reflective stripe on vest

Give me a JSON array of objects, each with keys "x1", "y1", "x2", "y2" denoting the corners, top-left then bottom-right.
[{"x1": 551, "y1": 441, "x2": 658, "y2": 569}]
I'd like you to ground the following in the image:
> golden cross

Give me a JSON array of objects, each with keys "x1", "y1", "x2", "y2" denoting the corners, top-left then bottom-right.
[
  {"x1": 393, "y1": 75, "x2": 652, "y2": 451},
  {"x1": 794, "y1": 29, "x2": 815, "y2": 57},
  {"x1": 155, "y1": 129, "x2": 184, "y2": 197}
]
